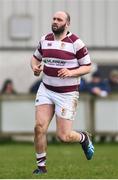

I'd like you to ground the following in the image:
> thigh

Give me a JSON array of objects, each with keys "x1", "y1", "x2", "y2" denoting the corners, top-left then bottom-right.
[
  {"x1": 55, "y1": 91, "x2": 79, "y2": 121},
  {"x1": 35, "y1": 104, "x2": 55, "y2": 130},
  {"x1": 56, "y1": 116, "x2": 73, "y2": 135},
  {"x1": 35, "y1": 82, "x2": 53, "y2": 106}
]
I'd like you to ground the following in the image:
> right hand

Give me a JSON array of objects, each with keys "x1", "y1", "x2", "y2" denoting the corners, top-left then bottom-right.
[{"x1": 32, "y1": 64, "x2": 43, "y2": 76}]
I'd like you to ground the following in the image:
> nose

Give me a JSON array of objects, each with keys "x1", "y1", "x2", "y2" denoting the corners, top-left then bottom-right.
[
  {"x1": 53, "y1": 20, "x2": 57, "y2": 24},
  {"x1": 53, "y1": 18, "x2": 58, "y2": 24}
]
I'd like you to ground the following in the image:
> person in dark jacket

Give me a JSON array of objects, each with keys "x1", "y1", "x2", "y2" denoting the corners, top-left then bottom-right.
[
  {"x1": 29, "y1": 80, "x2": 42, "y2": 94},
  {"x1": 1, "y1": 79, "x2": 17, "y2": 95},
  {"x1": 108, "y1": 70, "x2": 118, "y2": 92},
  {"x1": 79, "y1": 78, "x2": 88, "y2": 92},
  {"x1": 87, "y1": 71, "x2": 110, "y2": 97}
]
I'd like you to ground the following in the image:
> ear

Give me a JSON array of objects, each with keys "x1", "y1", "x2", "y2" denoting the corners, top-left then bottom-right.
[{"x1": 66, "y1": 21, "x2": 70, "y2": 27}]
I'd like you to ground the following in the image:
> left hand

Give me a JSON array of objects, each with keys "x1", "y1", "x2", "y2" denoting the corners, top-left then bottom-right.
[
  {"x1": 58, "y1": 68, "x2": 72, "y2": 78},
  {"x1": 92, "y1": 87, "x2": 101, "y2": 95}
]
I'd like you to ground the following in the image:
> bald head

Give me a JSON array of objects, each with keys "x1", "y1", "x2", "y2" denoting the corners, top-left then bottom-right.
[{"x1": 53, "y1": 11, "x2": 70, "y2": 25}]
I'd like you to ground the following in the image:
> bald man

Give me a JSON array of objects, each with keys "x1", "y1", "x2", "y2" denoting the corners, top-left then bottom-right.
[{"x1": 31, "y1": 11, "x2": 94, "y2": 174}]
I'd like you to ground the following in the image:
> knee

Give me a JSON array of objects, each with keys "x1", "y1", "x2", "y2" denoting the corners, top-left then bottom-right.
[
  {"x1": 57, "y1": 132, "x2": 70, "y2": 142},
  {"x1": 34, "y1": 123, "x2": 46, "y2": 135}
]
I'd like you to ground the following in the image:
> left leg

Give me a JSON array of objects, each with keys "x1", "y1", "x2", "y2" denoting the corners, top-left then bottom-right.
[
  {"x1": 55, "y1": 91, "x2": 94, "y2": 160},
  {"x1": 56, "y1": 117, "x2": 82, "y2": 142},
  {"x1": 56, "y1": 116, "x2": 94, "y2": 160},
  {"x1": 55, "y1": 91, "x2": 84, "y2": 143}
]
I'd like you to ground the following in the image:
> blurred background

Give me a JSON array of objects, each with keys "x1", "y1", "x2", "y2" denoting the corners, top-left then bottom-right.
[
  {"x1": 0, "y1": 0, "x2": 118, "y2": 179},
  {"x1": 0, "y1": 0, "x2": 118, "y2": 142}
]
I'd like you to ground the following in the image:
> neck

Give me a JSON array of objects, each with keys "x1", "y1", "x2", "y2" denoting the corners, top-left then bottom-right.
[{"x1": 54, "y1": 30, "x2": 68, "y2": 40}]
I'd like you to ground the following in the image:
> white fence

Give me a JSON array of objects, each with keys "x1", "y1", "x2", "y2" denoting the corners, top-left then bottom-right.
[{"x1": 0, "y1": 94, "x2": 118, "y2": 136}]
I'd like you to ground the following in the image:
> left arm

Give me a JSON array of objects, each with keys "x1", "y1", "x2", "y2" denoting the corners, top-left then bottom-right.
[
  {"x1": 58, "y1": 65, "x2": 91, "y2": 78},
  {"x1": 58, "y1": 38, "x2": 92, "y2": 78}
]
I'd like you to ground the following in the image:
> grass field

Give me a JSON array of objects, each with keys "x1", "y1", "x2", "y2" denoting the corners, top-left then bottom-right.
[{"x1": 0, "y1": 140, "x2": 118, "y2": 179}]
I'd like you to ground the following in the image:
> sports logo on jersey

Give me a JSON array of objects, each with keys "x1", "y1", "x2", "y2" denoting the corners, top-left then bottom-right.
[
  {"x1": 47, "y1": 42, "x2": 52, "y2": 46},
  {"x1": 61, "y1": 42, "x2": 65, "y2": 49},
  {"x1": 43, "y1": 58, "x2": 66, "y2": 66},
  {"x1": 83, "y1": 47, "x2": 88, "y2": 55}
]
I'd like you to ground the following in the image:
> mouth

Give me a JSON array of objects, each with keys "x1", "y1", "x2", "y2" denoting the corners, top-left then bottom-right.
[{"x1": 52, "y1": 24, "x2": 58, "y2": 29}]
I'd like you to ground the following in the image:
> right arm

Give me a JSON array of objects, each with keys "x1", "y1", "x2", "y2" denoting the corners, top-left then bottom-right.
[
  {"x1": 31, "y1": 40, "x2": 43, "y2": 76},
  {"x1": 30, "y1": 56, "x2": 42, "y2": 76}
]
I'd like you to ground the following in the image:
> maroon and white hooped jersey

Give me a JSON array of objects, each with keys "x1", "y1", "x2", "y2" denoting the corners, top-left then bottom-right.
[{"x1": 33, "y1": 32, "x2": 91, "y2": 93}]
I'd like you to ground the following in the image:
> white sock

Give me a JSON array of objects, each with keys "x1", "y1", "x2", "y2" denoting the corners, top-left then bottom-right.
[
  {"x1": 79, "y1": 132, "x2": 85, "y2": 143},
  {"x1": 36, "y1": 152, "x2": 46, "y2": 167}
]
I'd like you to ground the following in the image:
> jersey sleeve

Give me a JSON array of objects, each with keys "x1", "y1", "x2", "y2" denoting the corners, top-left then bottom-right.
[
  {"x1": 74, "y1": 39, "x2": 91, "y2": 66},
  {"x1": 33, "y1": 41, "x2": 42, "y2": 61}
]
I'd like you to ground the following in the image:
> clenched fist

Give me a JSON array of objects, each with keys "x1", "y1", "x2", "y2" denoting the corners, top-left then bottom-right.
[{"x1": 32, "y1": 64, "x2": 43, "y2": 76}]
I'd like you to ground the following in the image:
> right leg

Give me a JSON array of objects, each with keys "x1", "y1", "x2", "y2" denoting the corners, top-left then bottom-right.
[
  {"x1": 33, "y1": 83, "x2": 55, "y2": 174},
  {"x1": 34, "y1": 104, "x2": 54, "y2": 153},
  {"x1": 33, "y1": 104, "x2": 54, "y2": 174}
]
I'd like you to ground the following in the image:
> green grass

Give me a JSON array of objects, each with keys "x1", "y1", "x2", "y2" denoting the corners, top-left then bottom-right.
[{"x1": 0, "y1": 141, "x2": 118, "y2": 179}]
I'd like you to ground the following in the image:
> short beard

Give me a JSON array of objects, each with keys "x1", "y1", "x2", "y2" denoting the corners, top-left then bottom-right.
[{"x1": 52, "y1": 23, "x2": 66, "y2": 35}]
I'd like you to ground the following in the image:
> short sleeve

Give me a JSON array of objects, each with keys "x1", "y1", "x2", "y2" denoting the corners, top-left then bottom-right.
[
  {"x1": 33, "y1": 41, "x2": 42, "y2": 61},
  {"x1": 74, "y1": 39, "x2": 91, "y2": 66}
]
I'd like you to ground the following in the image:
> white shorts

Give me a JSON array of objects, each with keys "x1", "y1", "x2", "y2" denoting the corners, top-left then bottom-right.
[{"x1": 35, "y1": 83, "x2": 79, "y2": 120}]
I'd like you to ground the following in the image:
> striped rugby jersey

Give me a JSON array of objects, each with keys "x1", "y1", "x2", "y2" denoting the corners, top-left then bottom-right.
[{"x1": 33, "y1": 32, "x2": 91, "y2": 93}]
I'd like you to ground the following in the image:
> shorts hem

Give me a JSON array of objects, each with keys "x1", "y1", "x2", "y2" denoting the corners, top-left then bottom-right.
[
  {"x1": 35, "y1": 102, "x2": 53, "y2": 106},
  {"x1": 56, "y1": 114, "x2": 75, "y2": 121}
]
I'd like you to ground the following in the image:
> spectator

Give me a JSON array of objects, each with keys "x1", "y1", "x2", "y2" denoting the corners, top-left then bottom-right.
[
  {"x1": 108, "y1": 70, "x2": 118, "y2": 92},
  {"x1": 29, "y1": 79, "x2": 42, "y2": 94},
  {"x1": 87, "y1": 71, "x2": 110, "y2": 97},
  {"x1": 79, "y1": 78, "x2": 87, "y2": 92},
  {"x1": 1, "y1": 79, "x2": 17, "y2": 95}
]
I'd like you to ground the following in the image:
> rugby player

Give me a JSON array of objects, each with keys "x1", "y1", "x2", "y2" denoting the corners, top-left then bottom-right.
[{"x1": 31, "y1": 11, "x2": 94, "y2": 174}]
